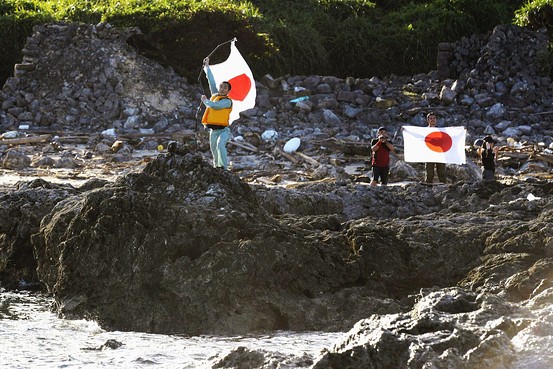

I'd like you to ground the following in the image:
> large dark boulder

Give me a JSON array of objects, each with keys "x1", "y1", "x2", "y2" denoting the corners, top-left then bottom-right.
[
  {"x1": 0, "y1": 179, "x2": 79, "y2": 289},
  {"x1": 24, "y1": 151, "x2": 553, "y2": 339},
  {"x1": 32, "y1": 151, "x2": 396, "y2": 335},
  {"x1": 312, "y1": 287, "x2": 521, "y2": 369}
]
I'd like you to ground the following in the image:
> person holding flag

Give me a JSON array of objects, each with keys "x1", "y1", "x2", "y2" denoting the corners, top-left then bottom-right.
[
  {"x1": 424, "y1": 112, "x2": 447, "y2": 183},
  {"x1": 370, "y1": 126, "x2": 395, "y2": 187},
  {"x1": 402, "y1": 112, "x2": 467, "y2": 183},
  {"x1": 200, "y1": 39, "x2": 256, "y2": 171},
  {"x1": 201, "y1": 57, "x2": 233, "y2": 170}
]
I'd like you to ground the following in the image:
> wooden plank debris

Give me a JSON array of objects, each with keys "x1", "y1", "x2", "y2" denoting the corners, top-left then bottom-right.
[
  {"x1": 295, "y1": 152, "x2": 320, "y2": 166},
  {"x1": 275, "y1": 147, "x2": 299, "y2": 163},
  {"x1": 537, "y1": 153, "x2": 553, "y2": 165},
  {"x1": 229, "y1": 140, "x2": 258, "y2": 152},
  {"x1": 311, "y1": 137, "x2": 371, "y2": 156},
  {"x1": 1, "y1": 134, "x2": 51, "y2": 145}
]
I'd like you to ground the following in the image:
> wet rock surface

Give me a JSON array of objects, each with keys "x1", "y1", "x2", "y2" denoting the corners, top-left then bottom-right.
[
  {"x1": 0, "y1": 20, "x2": 552, "y2": 369},
  {"x1": 0, "y1": 179, "x2": 100, "y2": 289},
  {"x1": 31, "y1": 152, "x2": 389, "y2": 335},
  {"x1": 1, "y1": 152, "x2": 551, "y2": 336},
  {"x1": 313, "y1": 288, "x2": 523, "y2": 369}
]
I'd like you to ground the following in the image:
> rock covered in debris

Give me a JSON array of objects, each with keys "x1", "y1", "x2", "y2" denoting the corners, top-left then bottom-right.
[
  {"x1": 246, "y1": 25, "x2": 553, "y2": 149},
  {"x1": 32, "y1": 152, "x2": 386, "y2": 335},
  {"x1": 0, "y1": 22, "x2": 197, "y2": 133},
  {"x1": 1, "y1": 23, "x2": 551, "y2": 152},
  {"x1": 0, "y1": 22, "x2": 551, "y2": 182}
]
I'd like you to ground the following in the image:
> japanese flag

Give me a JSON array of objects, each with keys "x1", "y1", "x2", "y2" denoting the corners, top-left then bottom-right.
[
  {"x1": 207, "y1": 40, "x2": 256, "y2": 124},
  {"x1": 402, "y1": 126, "x2": 467, "y2": 164}
]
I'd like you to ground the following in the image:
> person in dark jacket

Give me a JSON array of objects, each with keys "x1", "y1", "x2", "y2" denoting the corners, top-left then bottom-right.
[
  {"x1": 479, "y1": 136, "x2": 499, "y2": 180},
  {"x1": 370, "y1": 126, "x2": 395, "y2": 187}
]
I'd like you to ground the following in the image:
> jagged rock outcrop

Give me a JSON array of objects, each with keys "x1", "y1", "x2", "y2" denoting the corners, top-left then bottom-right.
[
  {"x1": 312, "y1": 288, "x2": 523, "y2": 369},
  {"x1": 0, "y1": 179, "x2": 102, "y2": 289},
  {"x1": 31, "y1": 151, "x2": 397, "y2": 335},
  {"x1": 0, "y1": 152, "x2": 540, "y2": 337},
  {"x1": 0, "y1": 149, "x2": 550, "y2": 368}
]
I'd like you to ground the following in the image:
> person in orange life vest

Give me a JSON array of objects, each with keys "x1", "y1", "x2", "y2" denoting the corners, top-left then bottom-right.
[
  {"x1": 370, "y1": 126, "x2": 395, "y2": 187},
  {"x1": 425, "y1": 112, "x2": 447, "y2": 183},
  {"x1": 201, "y1": 57, "x2": 233, "y2": 170}
]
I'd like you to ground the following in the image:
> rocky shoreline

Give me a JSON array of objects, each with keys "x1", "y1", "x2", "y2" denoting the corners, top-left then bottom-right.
[
  {"x1": 1, "y1": 151, "x2": 551, "y2": 368},
  {"x1": 0, "y1": 21, "x2": 552, "y2": 368}
]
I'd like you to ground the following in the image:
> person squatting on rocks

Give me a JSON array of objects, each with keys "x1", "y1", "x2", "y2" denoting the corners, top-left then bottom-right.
[
  {"x1": 370, "y1": 126, "x2": 395, "y2": 187},
  {"x1": 425, "y1": 112, "x2": 447, "y2": 183},
  {"x1": 201, "y1": 57, "x2": 233, "y2": 170},
  {"x1": 479, "y1": 136, "x2": 499, "y2": 181}
]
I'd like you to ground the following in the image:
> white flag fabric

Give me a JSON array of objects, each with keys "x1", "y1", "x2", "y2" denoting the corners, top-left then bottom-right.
[
  {"x1": 206, "y1": 41, "x2": 256, "y2": 124},
  {"x1": 402, "y1": 126, "x2": 467, "y2": 164}
]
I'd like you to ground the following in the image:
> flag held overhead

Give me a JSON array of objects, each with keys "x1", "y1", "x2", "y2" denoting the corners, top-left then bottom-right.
[{"x1": 205, "y1": 40, "x2": 256, "y2": 124}]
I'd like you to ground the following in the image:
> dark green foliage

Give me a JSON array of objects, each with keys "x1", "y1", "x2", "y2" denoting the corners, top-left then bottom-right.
[
  {"x1": 136, "y1": 11, "x2": 274, "y2": 81},
  {"x1": 536, "y1": 43, "x2": 553, "y2": 77},
  {"x1": 0, "y1": 0, "x2": 541, "y2": 86},
  {"x1": 448, "y1": 0, "x2": 524, "y2": 33},
  {"x1": 0, "y1": 11, "x2": 54, "y2": 87},
  {"x1": 514, "y1": 0, "x2": 553, "y2": 76},
  {"x1": 515, "y1": 0, "x2": 553, "y2": 34},
  {"x1": 373, "y1": 2, "x2": 478, "y2": 77}
]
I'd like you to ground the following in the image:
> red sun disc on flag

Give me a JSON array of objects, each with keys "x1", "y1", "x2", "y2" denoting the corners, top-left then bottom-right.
[
  {"x1": 425, "y1": 131, "x2": 452, "y2": 152},
  {"x1": 227, "y1": 73, "x2": 251, "y2": 101}
]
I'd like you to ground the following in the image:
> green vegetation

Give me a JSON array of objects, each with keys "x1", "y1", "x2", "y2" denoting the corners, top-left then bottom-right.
[
  {"x1": 0, "y1": 0, "x2": 548, "y2": 85},
  {"x1": 515, "y1": 0, "x2": 553, "y2": 31},
  {"x1": 515, "y1": 0, "x2": 553, "y2": 76}
]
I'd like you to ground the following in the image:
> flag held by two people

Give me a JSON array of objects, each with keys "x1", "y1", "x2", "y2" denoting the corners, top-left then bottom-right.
[{"x1": 402, "y1": 126, "x2": 467, "y2": 164}]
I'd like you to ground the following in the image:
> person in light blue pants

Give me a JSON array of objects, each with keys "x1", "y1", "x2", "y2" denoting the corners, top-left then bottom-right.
[
  {"x1": 201, "y1": 57, "x2": 233, "y2": 170},
  {"x1": 209, "y1": 126, "x2": 231, "y2": 170}
]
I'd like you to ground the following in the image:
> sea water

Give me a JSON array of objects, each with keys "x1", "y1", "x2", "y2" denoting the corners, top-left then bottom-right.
[
  {"x1": 0, "y1": 290, "x2": 343, "y2": 369},
  {"x1": 2, "y1": 289, "x2": 553, "y2": 369}
]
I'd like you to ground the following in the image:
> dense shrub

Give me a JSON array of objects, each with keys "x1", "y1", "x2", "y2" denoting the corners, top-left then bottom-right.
[
  {"x1": 371, "y1": 1, "x2": 477, "y2": 77},
  {"x1": 448, "y1": 0, "x2": 523, "y2": 33},
  {"x1": 139, "y1": 10, "x2": 274, "y2": 81},
  {"x1": 515, "y1": 0, "x2": 553, "y2": 77},
  {"x1": 515, "y1": 0, "x2": 553, "y2": 33},
  {"x1": 0, "y1": 0, "x2": 540, "y2": 85},
  {"x1": 0, "y1": 10, "x2": 54, "y2": 87}
]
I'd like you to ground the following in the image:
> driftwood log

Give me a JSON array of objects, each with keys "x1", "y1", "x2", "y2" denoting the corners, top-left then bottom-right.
[
  {"x1": 312, "y1": 138, "x2": 371, "y2": 156},
  {"x1": 0, "y1": 134, "x2": 52, "y2": 145}
]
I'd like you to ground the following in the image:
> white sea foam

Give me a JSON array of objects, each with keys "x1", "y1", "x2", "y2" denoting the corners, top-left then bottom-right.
[
  {"x1": 2, "y1": 290, "x2": 553, "y2": 368},
  {"x1": 0, "y1": 291, "x2": 342, "y2": 369}
]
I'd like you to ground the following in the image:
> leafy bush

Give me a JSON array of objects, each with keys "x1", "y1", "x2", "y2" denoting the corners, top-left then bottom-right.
[
  {"x1": 536, "y1": 43, "x2": 553, "y2": 77},
  {"x1": 0, "y1": 0, "x2": 541, "y2": 85},
  {"x1": 359, "y1": 1, "x2": 477, "y2": 76},
  {"x1": 0, "y1": 10, "x2": 54, "y2": 86},
  {"x1": 514, "y1": 0, "x2": 553, "y2": 78},
  {"x1": 515, "y1": 0, "x2": 553, "y2": 33},
  {"x1": 448, "y1": 0, "x2": 523, "y2": 33}
]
